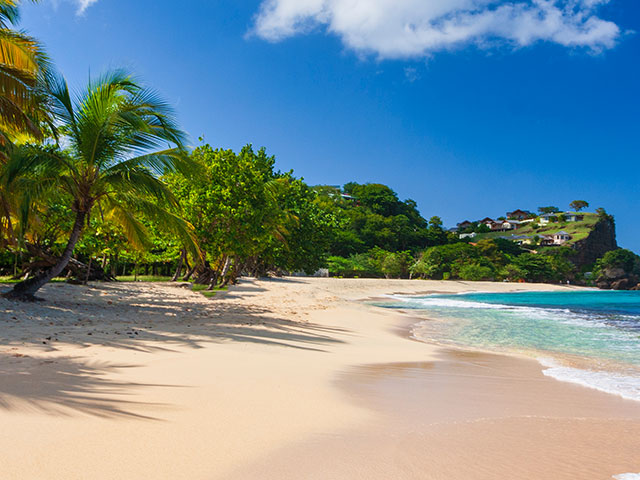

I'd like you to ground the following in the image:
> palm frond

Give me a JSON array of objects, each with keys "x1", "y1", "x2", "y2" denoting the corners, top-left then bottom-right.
[
  {"x1": 0, "y1": 143, "x2": 66, "y2": 186},
  {"x1": 102, "y1": 197, "x2": 151, "y2": 250},
  {"x1": 99, "y1": 164, "x2": 178, "y2": 207},
  {"x1": 104, "y1": 147, "x2": 194, "y2": 176}
]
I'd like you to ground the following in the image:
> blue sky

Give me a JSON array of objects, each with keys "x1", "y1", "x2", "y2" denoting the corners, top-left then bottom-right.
[{"x1": 21, "y1": 0, "x2": 640, "y2": 251}]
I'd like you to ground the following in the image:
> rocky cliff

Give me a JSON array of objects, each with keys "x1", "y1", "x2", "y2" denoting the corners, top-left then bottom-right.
[
  {"x1": 596, "y1": 266, "x2": 639, "y2": 290},
  {"x1": 572, "y1": 217, "x2": 617, "y2": 267}
]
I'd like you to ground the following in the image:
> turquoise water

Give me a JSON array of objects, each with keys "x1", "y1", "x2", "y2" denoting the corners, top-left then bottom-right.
[{"x1": 378, "y1": 290, "x2": 640, "y2": 401}]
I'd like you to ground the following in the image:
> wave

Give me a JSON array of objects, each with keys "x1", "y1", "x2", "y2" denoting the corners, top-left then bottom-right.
[
  {"x1": 389, "y1": 294, "x2": 635, "y2": 331},
  {"x1": 538, "y1": 358, "x2": 640, "y2": 402},
  {"x1": 391, "y1": 292, "x2": 640, "y2": 403},
  {"x1": 613, "y1": 474, "x2": 640, "y2": 480}
]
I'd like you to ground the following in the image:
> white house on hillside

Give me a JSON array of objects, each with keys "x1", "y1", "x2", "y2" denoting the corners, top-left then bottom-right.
[
  {"x1": 553, "y1": 231, "x2": 571, "y2": 245},
  {"x1": 539, "y1": 212, "x2": 586, "y2": 225},
  {"x1": 538, "y1": 213, "x2": 558, "y2": 225}
]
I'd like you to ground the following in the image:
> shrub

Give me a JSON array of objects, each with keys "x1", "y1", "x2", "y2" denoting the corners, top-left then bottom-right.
[
  {"x1": 500, "y1": 264, "x2": 526, "y2": 281},
  {"x1": 327, "y1": 254, "x2": 382, "y2": 278},
  {"x1": 595, "y1": 249, "x2": 640, "y2": 275},
  {"x1": 411, "y1": 243, "x2": 478, "y2": 279},
  {"x1": 513, "y1": 253, "x2": 556, "y2": 282},
  {"x1": 381, "y1": 251, "x2": 414, "y2": 279},
  {"x1": 458, "y1": 263, "x2": 494, "y2": 281}
]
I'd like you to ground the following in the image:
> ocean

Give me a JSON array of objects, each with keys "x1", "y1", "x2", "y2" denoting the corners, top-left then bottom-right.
[{"x1": 376, "y1": 290, "x2": 640, "y2": 402}]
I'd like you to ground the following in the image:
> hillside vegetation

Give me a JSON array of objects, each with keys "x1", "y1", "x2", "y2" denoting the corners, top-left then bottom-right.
[
  {"x1": 317, "y1": 186, "x2": 627, "y2": 286},
  {"x1": 475, "y1": 213, "x2": 599, "y2": 244}
]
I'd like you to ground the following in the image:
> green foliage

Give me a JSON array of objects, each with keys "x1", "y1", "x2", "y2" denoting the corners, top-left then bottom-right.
[
  {"x1": 494, "y1": 238, "x2": 526, "y2": 257},
  {"x1": 327, "y1": 252, "x2": 383, "y2": 278},
  {"x1": 500, "y1": 263, "x2": 526, "y2": 281},
  {"x1": 595, "y1": 249, "x2": 640, "y2": 275},
  {"x1": 315, "y1": 182, "x2": 441, "y2": 255},
  {"x1": 512, "y1": 254, "x2": 562, "y2": 283},
  {"x1": 167, "y1": 144, "x2": 338, "y2": 277},
  {"x1": 538, "y1": 206, "x2": 560, "y2": 214},
  {"x1": 408, "y1": 238, "x2": 575, "y2": 283},
  {"x1": 458, "y1": 263, "x2": 495, "y2": 281},
  {"x1": 381, "y1": 251, "x2": 414, "y2": 279},
  {"x1": 596, "y1": 207, "x2": 615, "y2": 223},
  {"x1": 411, "y1": 243, "x2": 479, "y2": 279}
]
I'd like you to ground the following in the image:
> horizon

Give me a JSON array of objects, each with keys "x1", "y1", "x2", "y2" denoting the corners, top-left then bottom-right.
[{"x1": 21, "y1": 0, "x2": 640, "y2": 252}]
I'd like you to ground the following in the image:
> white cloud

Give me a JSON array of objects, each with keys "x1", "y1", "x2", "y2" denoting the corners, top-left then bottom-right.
[
  {"x1": 75, "y1": 0, "x2": 98, "y2": 14},
  {"x1": 252, "y1": 0, "x2": 620, "y2": 58},
  {"x1": 49, "y1": 0, "x2": 98, "y2": 15}
]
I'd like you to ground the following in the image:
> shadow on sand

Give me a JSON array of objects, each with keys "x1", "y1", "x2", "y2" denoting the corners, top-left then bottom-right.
[
  {"x1": 0, "y1": 354, "x2": 175, "y2": 420},
  {"x1": 0, "y1": 278, "x2": 348, "y2": 419}
]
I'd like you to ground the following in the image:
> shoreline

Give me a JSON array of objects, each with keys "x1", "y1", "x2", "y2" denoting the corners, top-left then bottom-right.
[
  {"x1": 1, "y1": 278, "x2": 639, "y2": 479},
  {"x1": 388, "y1": 288, "x2": 640, "y2": 404}
]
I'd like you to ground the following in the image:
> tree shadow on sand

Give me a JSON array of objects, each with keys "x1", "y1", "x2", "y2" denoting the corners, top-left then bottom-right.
[
  {"x1": 0, "y1": 278, "x2": 350, "y2": 418},
  {"x1": 1, "y1": 279, "x2": 348, "y2": 353},
  {"x1": 0, "y1": 354, "x2": 178, "y2": 419}
]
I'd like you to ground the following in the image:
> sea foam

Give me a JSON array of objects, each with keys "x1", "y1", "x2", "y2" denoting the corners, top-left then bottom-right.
[
  {"x1": 613, "y1": 474, "x2": 640, "y2": 480},
  {"x1": 539, "y1": 358, "x2": 640, "y2": 402}
]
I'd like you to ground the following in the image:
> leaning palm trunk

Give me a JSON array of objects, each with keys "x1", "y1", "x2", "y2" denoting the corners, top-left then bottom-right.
[
  {"x1": 4, "y1": 210, "x2": 85, "y2": 300},
  {"x1": 171, "y1": 248, "x2": 186, "y2": 281}
]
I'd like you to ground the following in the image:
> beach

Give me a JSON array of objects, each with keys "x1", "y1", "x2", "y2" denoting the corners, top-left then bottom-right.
[{"x1": 1, "y1": 278, "x2": 639, "y2": 479}]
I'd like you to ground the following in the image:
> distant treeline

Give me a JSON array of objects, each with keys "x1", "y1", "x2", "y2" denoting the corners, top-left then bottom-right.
[
  {"x1": 316, "y1": 184, "x2": 638, "y2": 286},
  {"x1": 3, "y1": 146, "x2": 638, "y2": 290}
]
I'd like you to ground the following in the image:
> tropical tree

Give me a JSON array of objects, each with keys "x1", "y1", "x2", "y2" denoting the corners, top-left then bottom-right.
[
  {"x1": 569, "y1": 200, "x2": 589, "y2": 212},
  {"x1": 3, "y1": 70, "x2": 195, "y2": 300},
  {"x1": 167, "y1": 144, "x2": 337, "y2": 285},
  {"x1": 538, "y1": 206, "x2": 560, "y2": 214},
  {"x1": 0, "y1": 0, "x2": 51, "y2": 141},
  {"x1": 0, "y1": 0, "x2": 50, "y2": 254}
]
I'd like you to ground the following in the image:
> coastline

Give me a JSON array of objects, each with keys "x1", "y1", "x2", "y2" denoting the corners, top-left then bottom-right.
[{"x1": 1, "y1": 278, "x2": 639, "y2": 479}]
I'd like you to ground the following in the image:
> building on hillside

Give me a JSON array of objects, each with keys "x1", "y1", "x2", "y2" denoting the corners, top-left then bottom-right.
[
  {"x1": 540, "y1": 235, "x2": 555, "y2": 246},
  {"x1": 479, "y1": 218, "x2": 497, "y2": 230},
  {"x1": 564, "y1": 213, "x2": 585, "y2": 222},
  {"x1": 457, "y1": 220, "x2": 473, "y2": 230},
  {"x1": 489, "y1": 220, "x2": 522, "y2": 232},
  {"x1": 539, "y1": 212, "x2": 585, "y2": 225},
  {"x1": 506, "y1": 209, "x2": 533, "y2": 220},
  {"x1": 499, "y1": 234, "x2": 533, "y2": 245},
  {"x1": 538, "y1": 213, "x2": 559, "y2": 225},
  {"x1": 460, "y1": 232, "x2": 477, "y2": 239},
  {"x1": 501, "y1": 220, "x2": 522, "y2": 230},
  {"x1": 553, "y1": 231, "x2": 571, "y2": 245}
]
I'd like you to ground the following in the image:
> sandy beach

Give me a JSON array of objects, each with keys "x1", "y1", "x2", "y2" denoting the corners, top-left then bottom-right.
[{"x1": 1, "y1": 278, "x2": 639, "y2": 479}]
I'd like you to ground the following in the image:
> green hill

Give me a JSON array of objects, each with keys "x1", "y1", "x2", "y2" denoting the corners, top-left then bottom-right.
[{"x1": 474, "y1": 213, "x2": 600, "y2": 245}]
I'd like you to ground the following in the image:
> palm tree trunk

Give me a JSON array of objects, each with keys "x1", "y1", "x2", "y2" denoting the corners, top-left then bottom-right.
[
  {"x1": 172, "y1": 249, "x2": 186, "y2": 282},
  {"x1": 183, "y1": 265, "x2": 196, "y2": 282},
  {"x1": 4, "y1": 210, "x2": 86, "y2": 301}
]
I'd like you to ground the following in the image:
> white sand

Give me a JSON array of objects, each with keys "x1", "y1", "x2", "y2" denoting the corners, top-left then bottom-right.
[{"x1": 1, "y1": 278, "x2": 637, "y2": 479}]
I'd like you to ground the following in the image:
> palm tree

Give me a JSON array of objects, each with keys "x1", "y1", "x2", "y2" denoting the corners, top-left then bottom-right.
[
  {"x1": 3, "y1": 70, "x2": 196, "y2": 300},
  {"x1": 0, "y1": 0, "x2": 50, "y2": 141}
]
